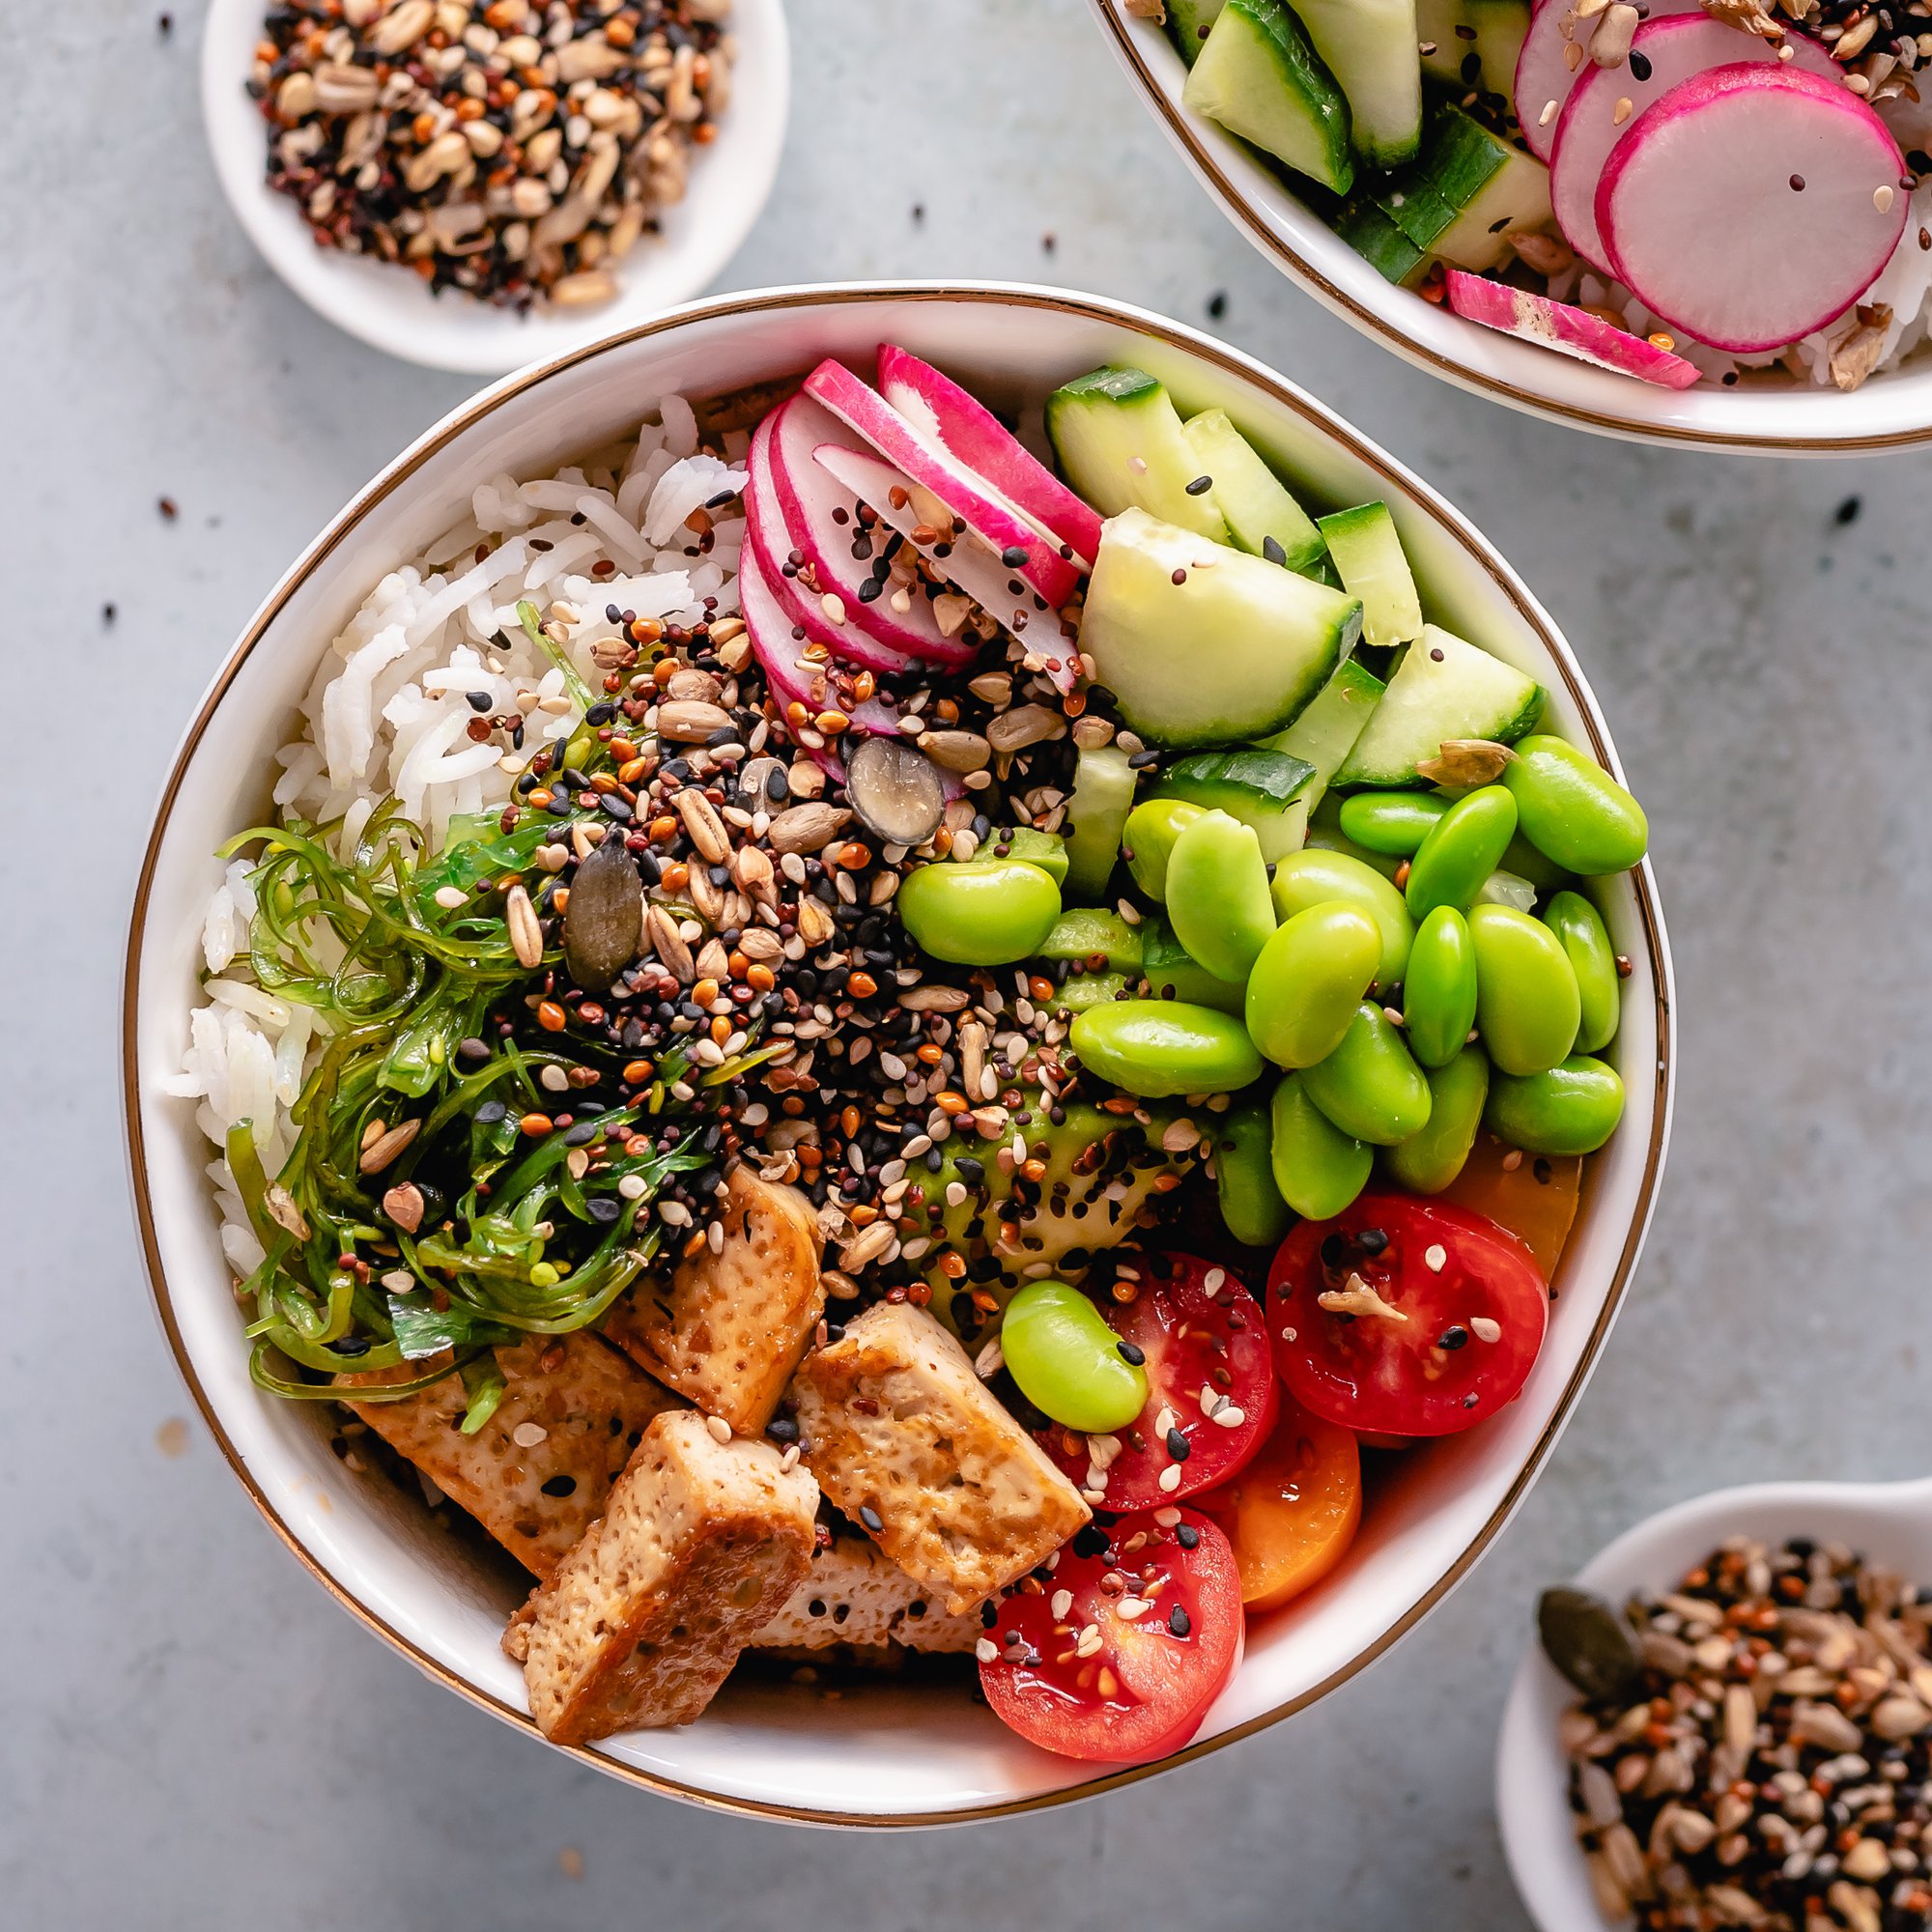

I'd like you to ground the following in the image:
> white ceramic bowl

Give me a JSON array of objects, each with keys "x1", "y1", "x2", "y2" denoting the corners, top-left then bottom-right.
[
  {"x1": 1088, "y1": 0, "x2": 1932, "y2": 454},
  {"x1": 200, "y1": 0, "x2": 788, "y2": 374},
  {"x1": 124, "y1": 281, "x2": 1675, "y2": 1825}
]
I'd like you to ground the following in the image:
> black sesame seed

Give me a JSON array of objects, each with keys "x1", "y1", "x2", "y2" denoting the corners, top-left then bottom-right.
[
  {"x1": 1165, "y1": 1428, "x2": 1190, "y2": 1461},
  {"x1": 1262, "y1": 535, "x2": 1287, "y2": 566},
  {"x1": 1175, "y1": 1523, "x2": 1200, "y2": 1550},
  {"x1": 1629, "y1": 48, "x2": 1651, "y2": 79},
  {"x1": 859, "y1": 1504, "x2": 884, "y2": 1532},
  {"x1": 540, "y1": 1475, "x2": 577, "y2": 1497},
  {"x1": 1438, "y1": 1324, "x2": 1470, "y2": 1351},
  {"x1": 1117, "y1": 1340, "x2": 1146, "y2": 1366},
  {"x1": 1000, "y1": 544, "x2": 1029, "y2": 568},
  {"x1": 1356, "y1": 1227, "x2": 1389, "y2": 1256},
  {"x1": 465, "y1": 690, "x2": 493, "y2": 712},
  {"x1": 1184, "y1": 474, "x2": 1213, "y2": 496}
]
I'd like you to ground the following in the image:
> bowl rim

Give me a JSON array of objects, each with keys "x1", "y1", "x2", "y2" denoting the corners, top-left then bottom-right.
[
  {"x1": 121, "y1": 278, "x2": 1676, "y2": 1827},
  {"x1": 1086, "y1": 0, "x2": 1932, "y2": 456}
]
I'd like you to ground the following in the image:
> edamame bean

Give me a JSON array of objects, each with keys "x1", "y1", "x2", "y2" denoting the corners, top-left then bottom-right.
[
  {"x1": 1503, "y1": 735, "x2": 1648, "y2": 875},
  {"x1": 1405, "y1": 785, "x2": 1520, "y2": 919},
  {"x1": 1037, "y1": 908, "x2": 1144, "y2": 975},
  {"x1": 1270, "y1": 1072, "x2": 1373, "y2": 1220},
  {"x1": 1215, "y1": 1100, "x2": 1293, "y2": 1247},
  {"x1": 1270, "y1": 848, "x2": 1414, "y2": 988},
  {"x1": 1001, "y1": 1279, "x2": 1149, "y2": 1433},
  {"x1": 1244, "y1": 903, "x2": 1381, "y2": 1068},
  {"x1": 1122, "y1": 798, "x2": 1204, "y2": 902},
  {"x1": 1070, "y1": 999, "x2": 1264, "y2": 1097},
  {"x1": 1485, "y1": 1055, "x2": 1626, "y2": 1155},
  {"x1": 1502, "y1": 829, "x2": 1572, "y2": 893},
  {"x1": 1403, "y1": 906, "x2": 1478, "y2": 1068},
  {"x1": 1544, "y1": 891, "x2": 1620, "y2": 1054},
  {"x1": 1167, "y1": 810, "x2": 1277, "y2": 983},
  {"x1": 896, "y1": 857, "x2": 1062, "y2": 966},
  {"x1": 1382, "y1": 1046, "x2": 1490, "y2": 1194},
  {"x1": 1052, "y1": 971, "x2": 1131, "y2": 1014},
  {"x1": 1337, "y1": 790, "x2": 1449, "y2": 856},
  {"x1": 1301, "y1": 1002, "x2": 1433, "y2": 1145},
  {"x1": 1467, "y1": 904, "x2": 1581, "y2": 1076}
]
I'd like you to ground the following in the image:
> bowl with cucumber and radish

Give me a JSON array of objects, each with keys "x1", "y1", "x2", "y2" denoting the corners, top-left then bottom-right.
[{"x1": 1092, "y1": 0, "x2": 1932, "y2": 452}]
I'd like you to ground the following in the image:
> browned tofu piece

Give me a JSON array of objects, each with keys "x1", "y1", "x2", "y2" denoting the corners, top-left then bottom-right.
[
  {"x1": 338, "y1": 1333, "x2": 680, "y2": 1579},
  {"x1": 602, "y1": 1170, "x2": 824, "y2": 1436},
  {"x1": 753, "y1": 1533, "x2": 982, "y2": 1656},
  {"x1": 505, "y1": 1410, "x2": 818, "y2": 1743},
  {"x1": 788, "y1": 1301, "x2": 1091, "y2": 1614}
]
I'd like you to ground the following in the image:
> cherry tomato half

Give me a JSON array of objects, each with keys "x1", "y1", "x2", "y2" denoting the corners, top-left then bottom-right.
[
  {"x1": 1195, "y1": 1393, "x2": 1361, "y2": 1612},
  {"x1": 1034, "y1": 1253, "x2": 1277, "y2": 1510},
  {"x1": 1267, "y1": 1194, "x2": 1548, "y2": 1437},
  {"x1": 978, "y1": 1508, "x2": 1243, "y2": 1764}
]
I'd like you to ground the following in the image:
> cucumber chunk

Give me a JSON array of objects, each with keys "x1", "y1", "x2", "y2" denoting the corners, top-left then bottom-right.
[
  {"x1": 1064, "y1": 745, "x2": 1137, "y2": 902},
  {"x1": 1047, "y1": 368, "x2": 1229, "y2": 541},
  {"x1": 1468, "y1": 0, "x2": 1530, "y2": 100},
  {"x1": 1165, "y1": 0, "x2": 1227, "y2": 66},
  {"x1": 1293, "y1": 0, "x2": 1423, "y2": 168},
  {"x1": 1140, "y1": 915, "x2": 1247, "y2": 1014},
  {"x1": 1318, "y1": 502, "x2": 1423, "y2": 648},
  {"x1": 1180, "y1": 410, "x2": 1325, "y2": 572},
  {"x1": 1183, "y1": 0, "x2": 1354, "y2": 194},
  {"x1": 1037, "y1": 908, "x2": 1145, "y2": 974},
  {"x1": 1260, "y1": 654, "x2": 1386, "y2": 812},
  {"x1": 1153, "y1": 747, "x2": 1316, "y2": 864},
  {"x1": 1416, "y1": 0, "x2": 1465, "y2": 82},
  {"x1": 1336, "y1": 625, "x2": 1545, "y2": 787},
  {"x1": 1083, "y1": 508, "x2": 1363, "y2": 751}
]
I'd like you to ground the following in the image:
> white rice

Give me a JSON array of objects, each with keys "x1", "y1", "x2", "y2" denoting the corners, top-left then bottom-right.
[{"x1": 164, "y1": 398, "x2": 748, "y2": 1261}]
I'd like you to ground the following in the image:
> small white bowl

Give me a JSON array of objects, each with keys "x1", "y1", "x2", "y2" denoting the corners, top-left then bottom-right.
[
  {"x1": 1088, "y1": 0, "x2": 1932, "y2": 454},
  {"x1": 124, "y1": 281, "x2": 1674, "y2": 1824},
  {"x1": 200, "y1": 0, "x2": 788, "y2": 375}
]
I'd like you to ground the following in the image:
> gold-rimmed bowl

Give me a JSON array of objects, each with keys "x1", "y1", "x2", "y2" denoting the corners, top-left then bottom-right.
[
  {"x1": 1089, "y1": 0, "x2": 1932, "y2": 454},
  {"x1": 123, "y1": 281, "x2": 1675, "y2": 1824}
]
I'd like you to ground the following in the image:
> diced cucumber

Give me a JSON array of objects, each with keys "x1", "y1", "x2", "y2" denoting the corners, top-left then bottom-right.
[
  {"x1": 1293, "y1": 0, "x2": 1422, "y2": 169},
  {"x1": 1333, "y1": 195, "x2": 1429, "y2": 287},
  {"x1": 1083, "y1": 508, "x2": 1363, "y2": 751},
  {"x1": 1318, "y1": 502, "x2": 1423, "y2": 648},
  {"x1": 1038, "y1": 908, "x2": 1145, "y2": 974},
  {"x1": 1064, "y1": 745, "x2": 1137, "y2": 902},
  {"x1": 1429, "y1": 133, "x2": 1549, "y2": 273},
  {"x1": 1416, "y1": 0, "x2": 1465, "y2": 82},
  {"x1": 1468, "y1": 0, "x2": 1530, "y2": 100},
  {"x1": 1180, "y1": 410, "x2": 1325, "y2": 573},
  {"x1": 1183, "y1": 0, "x2": 1354, "y2": 195},
  {"x1": 1475, "y1": 867, "x2": 1537, "y2": 913},
  {"x1": 994, "y1": 827, "x2": 1068, "y2": 884},
  {"x1": 1336, "y1": 625, "x2": 1545, "y2": 787},
  {"x1": 1261, "y1": 654, "x2": 1386, "y2": 806},
  {"x1": 1140, "y1": 916, "x2": 1247, "y2": 1014},
  {"x1": 1153, "y1": 748, "x2": 1316, "y2": 864},
  {"x1": 1054, "y1": 971, "x2": 1132, "y2": 1014},
  {"x1": 1047, "y1": 369, "x2": 1229, "y2": 542},
  {"x1": 1164, "y1": 0, "x2": 1226, "y2": 66}
]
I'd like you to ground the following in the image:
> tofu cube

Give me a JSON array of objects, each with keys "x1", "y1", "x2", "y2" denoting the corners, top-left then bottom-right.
[{"x1": 753, "y1": 1534, "x2": 982, "y2": 1656}]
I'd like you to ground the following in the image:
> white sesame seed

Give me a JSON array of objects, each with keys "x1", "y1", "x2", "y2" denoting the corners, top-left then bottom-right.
[
  {"x1": 1204, "y1": 1266, "x2": 1226, "y2": 1292},
  {"x1": 511, "y1": 1422, "x2": 549, "y2": 1448},
  {"x1": 705, "y1": 1414, "x2": 732, "y2": 1443},
  {"x1": 1209, "y1": 1404, "x2": 1247, "y2": 1429},
  {"x1": 1051, "y1": 1588, "x2": 1073, "y2": 1619},
  {"x1": 1154, "y1": 1406, "x2": 1177, "y2": 1438},
  {"x1": 1158, "y1": 1463, "x2": 1182, "y2": 1493},
  {"x1": 381, "y1": 1269, "x2": 414, "y2": 1293},
  {"x1": 1469, "y1": 1316, "x2": 1502, "y2": 1344},
  {"x1": 1076, "y1": 1625, "x2": 1104, "y2": 1657},
  {"x1": 975, "y1": 1637, "x2": 999, "y2": 1664},
  {"x1": 780, "y1": 1444, "x2": 800, "y2": 1472},
  {"x1": 617, "y1": 1174, "x2": 647, "y2": 1199},
  {"x1": 1116, "y1": 1598, "x2": 1151, "y2": 1621},
  {"x1": 1877, "y1": 184, "x2": 1897, "y2": 213},
  {"x1": 1153, "y1": 1507, "x2": 1181, "y2": 1528},
  {"x1": 540, "y1": 1064, "x2": 570, "y2": 1092},
  {"x1": 434, "y1": 885, "x2": 468, "y2": 909},
  {"x1": 1424, "y1": 1243, "x2": 1447, "y2": 1272}
]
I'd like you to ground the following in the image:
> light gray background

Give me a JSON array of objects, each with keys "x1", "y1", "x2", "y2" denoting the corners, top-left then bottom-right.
[{"x1": 9, "y1": 2, "x2": 1929, "y2": 1925}]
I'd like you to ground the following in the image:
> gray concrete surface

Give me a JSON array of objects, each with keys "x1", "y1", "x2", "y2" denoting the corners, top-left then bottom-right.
[{"x1": 8, "y1": 2, "x2": 1932, "y2": 1926}]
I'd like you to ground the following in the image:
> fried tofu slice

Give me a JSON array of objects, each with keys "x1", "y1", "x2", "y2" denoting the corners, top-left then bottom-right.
[
  {"x1": 338, "y1": 1333, "x2": 680, "y2": 1579},
  {"x1": 505, "y1": 1410, "x2": 818, "y2": 1743},
  {"x1": 787, "y1": 1301, "x2": 1091, "y2": 1614},
  {"x1": 602, "y1": 1170, "x2": 824, "y2": 1437},
  {"x1": 753, "y1": 1534, "x2": 982, "y2": 1656}
]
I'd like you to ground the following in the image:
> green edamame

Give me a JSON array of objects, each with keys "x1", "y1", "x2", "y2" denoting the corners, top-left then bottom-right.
[
  {"x1": 1244, "y1": 902, "x2": 1381, "y2": 1068},
  {"x1": 1485, "y1": 1055, "x2": 1626, "y2": 1155},
  {"x1": 1301, "y1": 1002, "x2": 1433, "y2": 1146},
  {"x1": 1052, "y1": 971, "x2": 1131, "y2": 1014},
  {"x1": 1214, "y1": 1101, "x2": 1294, "y2": 1247},
  {"x1": 1037, "y1": 908, "x2": 1144, "y2": 975},
  {"x1": 1544, "y1": 891, "x2": 1620, "y2": 1055},
  {"x1": 1403, "y1": 906, "x2": 1479, "y2": 1068},
  {"x1": 1167, "y1": 810, "x2": 1277, "y2": 983},
  {"x1": 1001, "y1": 1279, "x2": 1149, "y2": 1433},
  {"x1": 1405, "y1": 785, "x2": 1520, "y2": 919},
  {"x1": 1270, "y1": 1072, "x2": 1373, "y2": 1220},
  {"x1": 1270, "y1": 848, "x2": 1414, "y2": 988},
  {"x1": 1502, "y1": 829, "x2": 1573, "y2": 893},
  {"x1": 1383, "y1": 1046, "x2": 1490, "y2": 1194},
  {"x1": 1467, "y1": 904, "x2": 1582, "y2": 1077},
  {"x1": 1070, "y1": 999, "x2": 1264, "y2": 1097},
  {"x1": 1337, "y1": 790, "x2": 1449, "y2": 856},
  {"x1": 1122, "y1": 798, "x2": 1204, "y2": 902},
  {"x1": 1503, "y1": 735, "x2": 1648, "y2": 875},
  {"x1": 896, "y1": 858, "x2": 1062, "y2": 966}
]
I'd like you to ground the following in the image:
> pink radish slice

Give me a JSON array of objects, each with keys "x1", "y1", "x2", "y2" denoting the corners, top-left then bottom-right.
[
  {"x1": 1516, "y1": 0, "x2": 1702, "y2": 163},
  {"x1": 1550, "y1": 14, "x2": 1837, "y2": 272},
  {"x1": 1444, "y1": 270, "x2": 1703, "y2": 387},
  {"x1": 811, "y1": 441, "x2": 1082, "y2": 694},
  {"x1": 803, "y1": 359, "x2": 1081, "y2": 609},
  {"x1": 1598, "y1": 62, "x2": 1907, "y2": 353},
  {"x1": 876, "y1": 345, "x2": 1102, "y2": 568},
  {"x1": 756, "y1": 398, "x2": 979, "y2": 672}
]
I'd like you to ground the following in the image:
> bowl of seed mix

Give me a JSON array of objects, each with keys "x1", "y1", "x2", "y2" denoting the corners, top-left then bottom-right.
[{"x1": 201, "y1": 0, "x2": 788, "y2": 373}]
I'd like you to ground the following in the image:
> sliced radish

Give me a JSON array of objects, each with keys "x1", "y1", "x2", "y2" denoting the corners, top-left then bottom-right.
[
  {"x1": 754, "y1": 398, "x2": 979, "y2": 672},
  {"x1": 803, "y1": 358, "x2": 1081, "y2": 610},
  {"x1": 1516, "y1": 0, "x2": 1702, "y2": 163},
  {"x1": 1599, "y1": 63, "x2": 1907, "y2": 353},
  {"x1": 1550, "y1": 14, "x2": 1837, "y2": 271},
  {"x1": 876, "y1": 345, "x2": 1102, "y2": 567},
  {"x1": 1444, "y1": 270, "x2": 1703, "y2": 387},
  {"x1": 811, "y1": 441, "x2": 1081, "y2": 693}
]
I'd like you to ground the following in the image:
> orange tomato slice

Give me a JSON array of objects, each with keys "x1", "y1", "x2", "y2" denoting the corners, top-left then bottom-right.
[
  {"x1": 1194, "y1": 1395, "x2": 1361, "y2": 1612},
  {"x1": 1437, "y1": 1132, "x2": 1582, "y2": 1280}
]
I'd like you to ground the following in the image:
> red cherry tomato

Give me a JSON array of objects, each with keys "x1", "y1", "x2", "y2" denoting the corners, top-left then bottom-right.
[
  {"x1": 1267, "y1": 1194, "x2": 1548, "y2": 1437},
  {"x1": 1034, "y1": 1253, "x2": 1277, "y2": 1510},
  {"x1": 978, "y1": 1508, "x2": 1244, "y2": 1764}
]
